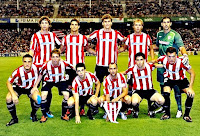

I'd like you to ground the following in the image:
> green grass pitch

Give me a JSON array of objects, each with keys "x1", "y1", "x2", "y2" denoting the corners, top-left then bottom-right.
[{"x1": 0, "y1": 54, "x2": 200, "y2": 136}]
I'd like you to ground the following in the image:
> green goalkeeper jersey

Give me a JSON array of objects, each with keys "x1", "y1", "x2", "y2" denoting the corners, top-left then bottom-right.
[{"x1": 156, "y1": 29, "x2": 184, "y2": 57}]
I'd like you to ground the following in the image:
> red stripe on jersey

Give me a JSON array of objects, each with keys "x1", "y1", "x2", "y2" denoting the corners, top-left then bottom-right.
[
  {"x1": 70, "y1": 35, "x2": 73, "y2": 65},
  {"x1": 102, "y1": 31, "x2": 106, "y2": 66},
  {"x1": 76, "y1": 35, "x2": 80, "y2": 64},
  {"x1": 96, "y1": 30, "x2": 100, "y2": 65},
  {"x1": 144, "y1": 67, "x2": 149, "y2": 90},
  {"x1": 48, "y1": 34, "x2": 52, "y2": 61},
  {"x1": 137, "y1": 68, "x2": 143, "y2": 90},
  {"x1": 114, "y1": 30, "x2": 118, "y2": 64},
  {"x1": 108, "y1": 32, "x2": 112, "y2": 65},
  {"x1": 172, "y1": 63, "x2": 176, "y2": 80},
  {"x1": 133, "y1": 35, "x2": 137, "y2": 65},
  {"x1": 139, "y1": 34, "x2": 143, "y2": 55},
  {"x1": 81, "y1": 36, "x2": 85, "y2": 63},
  {"x1": 128, "y1": 35, "x2": 131, "y2": 67}
]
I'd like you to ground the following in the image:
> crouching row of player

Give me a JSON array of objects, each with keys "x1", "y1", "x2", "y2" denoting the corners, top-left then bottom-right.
[{"x1": 6, "y1": 47, "x2": 195, "y2": 126}]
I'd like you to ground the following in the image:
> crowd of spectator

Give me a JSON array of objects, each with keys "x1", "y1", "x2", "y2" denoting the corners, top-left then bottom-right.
[
  {"x1": 125, "y1": 0, "x2": 197, "y2": 17},
  {"x1": 0, "y1": 1, "x2": 54, "y2": 18},
  {"x1": 0, "y1": 28, "x2": 37, "y2": 53},
  {"x1": 57, "y1": 1, "x2": 123, "y2": 18},
  {"x1": 1, "y1": 0, "x2": 200, "y2": 18},
  {"x1": 1, "y1": 27, "x2": 199, "y2": 54}
]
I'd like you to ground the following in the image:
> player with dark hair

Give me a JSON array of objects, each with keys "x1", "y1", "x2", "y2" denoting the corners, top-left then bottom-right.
[
  {"x1": 66, "y1": 63, "x2": 100, "y2": 123},
  {"x1": 157, "y1": 47, "x2": 195, "y2": 122},
  {"x1": 6, "y1": 54, "x2": 41, "y2": 126},
  {"x1": 61, "y1": 18, "x2": 96, "y2": 67},
  {"x1": 99, "y1": 63, "x2": 130, "y2": 121},
  {"x1": 29, "y1": 16, "x2": 62, "y2": 118},
  {"x1": 61, "y1": 18, "x2": 96, "y2": 115},
  {"x1": 154, "y1": 17, "x2": 189, "y2": 118},
  {"x1": 88, "y1": 14, "x2": 126, "y2": 96},
  {"x1": 119, "y1": 18, "x2": 155, "y2": 115},
  {"x1": 31, "y1": 49, "x2": 76, "y2": 123},
  {"x1": 122, "y1": 52, "x2": 164, "y2": 118}
]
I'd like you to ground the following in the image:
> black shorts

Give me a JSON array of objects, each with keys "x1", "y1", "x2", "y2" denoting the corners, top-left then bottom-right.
[
  {"x1": 134, "y1": 89, "x2": 157, "y2": 100},
  {"x1": 164, "y1": 78, "x2": 190, "y2": 91},
  {"x1": 79, "y1": 95, "x2": 92, "y2": 106},
  {"x1": 41, "y1": 81, "x2": 68, "y2": 95},
  {"x1": 12, "y1": 84, "x2": 32, "y2": 98},
  {"x1": 95, "y1": 65, "x2": 109, "y2": 83}
]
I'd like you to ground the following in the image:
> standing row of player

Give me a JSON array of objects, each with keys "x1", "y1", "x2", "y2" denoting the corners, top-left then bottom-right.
[{"x1": 6, "y1": 14, "x2": 194, "y2": 126}]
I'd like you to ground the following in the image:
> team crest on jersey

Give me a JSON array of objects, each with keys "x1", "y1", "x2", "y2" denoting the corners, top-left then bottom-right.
[{"x1": 168, "y1": 36, "x2": 171, "y2": 40}]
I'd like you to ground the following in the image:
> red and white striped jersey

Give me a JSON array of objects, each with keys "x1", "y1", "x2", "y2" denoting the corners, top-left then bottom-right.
[
  {"x1": 125, "y1": 32, "x2": 152, "y2": 68},
  {"x1": 103, "y1": 73, "x2": 127, "y2": 98},
  {"x1": 89, "y1": 28, "x2": 125, "y2": 66},
  {"x1": 126, "y1": 63, "x2": 155, "y2": 90},
  {"x1": 40, "y1": 60, "x2": 74, "y2": 83},
  {"x1": 8, "y1": 64, "x2": 40, "y2": 89},
  {"x1": 62, "y1": 34, "x2": 87, "y2": 66},
  {"x1": 30, "y1": 31, "x2": 61, "y2": 65},
  {"x1": 157, "y1": 56, "x2": 191, "y2": 80},
  {"x1": 72, "y1": 72, "x2": 99, "y2": 96}
]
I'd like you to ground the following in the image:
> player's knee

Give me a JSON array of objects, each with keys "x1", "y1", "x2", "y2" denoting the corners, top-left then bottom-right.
[
  {"x1": 124, "y1": 95, "x2": 131, "y2": 104},
  {"x1": 68, "y1": 97, "x2": 75, "y2": 107},
  {"x1": 6, "y1": 93, "x2": 12, "y2": 103},
  {"x1": 62, "y1": 91, "x2": 69, "y2": 100},
  {"x1": 132, "y1": 99, "x2": 139, "y2": 106},
  {"x1": 157, "y1": 96, "x2": 165, "y2": 105},
  {"x1": 91, "y1": 98, "x2": 98, "y2": 106},
  {"x1": 41, "y1": 91, "x2": 48, "y2": 100}
]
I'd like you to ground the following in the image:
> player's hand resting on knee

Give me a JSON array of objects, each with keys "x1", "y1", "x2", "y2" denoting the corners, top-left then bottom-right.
[{"x1": 187, "y1": 87, "x2": 195, "y2": 98}]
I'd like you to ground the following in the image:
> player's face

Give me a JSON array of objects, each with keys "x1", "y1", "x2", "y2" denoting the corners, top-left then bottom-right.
[
  {"x1": 135, "y1": 56, "x2": 145, "y2": 68},
  {"x1": 70, "y1": 21, "x2": 80, "y2": 32},
  {"x1": 108, "y1": 64, "x2": 118, "y2": 77},
  {"x1": 23, "y1": 57, "x2": 32, "y2": 71},
  {"x1": 133, "y1": 22, "x2": 143, "y2": 34},
  {"x1": 161, "y1": 18, "x2": 172, "y2": 31},
  {"x1": 102, "y1": 19, "x2": 112, "y2": 30},
  {"x1": 76, "y1": 67, "x2": 85, "y2": 79},
  {"x1": 51, "y1": 53, "x2": 60, "y2": 66},
  {"x1": 40, "y1": 19, "x2": 50, "y2": 31},
  {"x1": 167, "y1": 52, "x2": 177, "y2": 64}
]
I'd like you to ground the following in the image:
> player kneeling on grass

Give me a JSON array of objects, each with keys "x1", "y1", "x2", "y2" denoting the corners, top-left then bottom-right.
[
  {"x1": 99, "y1": 63, "x2": 130, "y2": 122},
  {"x1": 31, "y1": 49, "x2": 76, "y2": 123},
  {"x1": 6, "y1": 54, "x2": 41, "y2": 126},
  {"x1": 66, "y1": 63, "x2": 101, "y2": 123},
  {"x1": 122, "y1": 52, "x2": 165, "y2": 118},
  {"x1": 158, "y1": 47, "x2": 195, "y2": 122}
]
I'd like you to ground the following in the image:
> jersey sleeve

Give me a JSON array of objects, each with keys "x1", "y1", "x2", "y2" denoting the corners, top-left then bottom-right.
[
  {"x1": 90, "y1": 73, "x2": 99, "y2": 84},
  {"x1": 157, "y1": 56, "x2": 165, "y2": 64},
  {"x1": 83, "y1": 35, "x2": 88, "y2": 47},
  {"x1": 120, "y1": 74, "x2": 127, "y2": 88},
  {"x1": 116, "y1": 30, "x2": 125, "y2": 41},
  {"x1": 72, "y1": 79, "x2": 78, "y2": 94},
  {"x1": 174, "y1": 32, "x2": 184, "y2": 48},
  {"x1": 147, "y1": 34, "x2": 152, "y2": 47},
  {"x1": 30, "y1": 34, "x2": 37, "y2": 50},
  {"x1": 89, "y1": 30, "x2": 97, "y2": 40},
  {"x1": 8, "y1": 69, "x2": 19, "y2": 84},
  {"x1": 103, "y1": 78, "x2": 109, "y2": 95},
  {"x1": 125, "y1": 35, "x2": 130, "y2": 47},
  {"x1": 125, "y1": 67, "x2": 133, "y2": 75},
  {"x1": 180, "y1": 59, "x2": 192, "y2": 71},
  {"x1": 53, "y1": 32, "x2": 62, "y2": 46},
  {"x1": 61, "y1": 36, "x2": 67, "y2": 47},
  {"x1": 148, "y1": 63, "x2": 155, "y2": 71}
]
